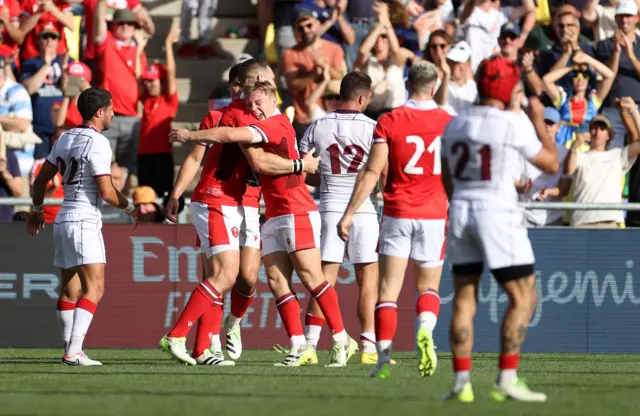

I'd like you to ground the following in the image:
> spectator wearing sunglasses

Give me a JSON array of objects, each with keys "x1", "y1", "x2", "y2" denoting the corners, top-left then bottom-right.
[
  {"x1": 19, "y1": 0, "x2": 74, "y2": 62},
  {"x1": 542, "y1": 50, "x2": 614, "y2": 148},
  {"x1": 21, "y1": 23, "x2": 69, "y2": 159},
  {"x1": 422, "y1": 29, "x2": 452, "y2": 93},
  {"x1": 93, "y1": 0, "x2": 149, "y2": 193}
]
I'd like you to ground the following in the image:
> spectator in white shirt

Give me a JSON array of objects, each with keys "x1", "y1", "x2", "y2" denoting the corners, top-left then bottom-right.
[
  {"x1": 582, "y1": 0, "x2": 640, "y2": 43},
  {"x1": 563, "y1": 112, "x2": 640, "y2": 227},
  {"x1": 434, "y1": 40, "x2": 477, "y2": 115}
]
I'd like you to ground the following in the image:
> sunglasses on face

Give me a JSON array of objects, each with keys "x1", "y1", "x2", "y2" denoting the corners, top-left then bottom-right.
[
  {"x1": 41, "y1": 34, "x2": 59, "y2": 40},
  {"x1": 500, "y1": 33, "x2": 518, "y2": 41},
  {"x1": 544, "y1": 120, "x2": 556, "y2": 126},
  {"x1": 296, "y1": 22, "x2": 313, "y2": 32},
  {"x1": 428, "y1": 43, "x2": 447, "y2": 50},
  {"x1": 591, "y1": 123, "x2": 608, "y2": 131},
  {"x1": 572, "y1": 70, "x2": 590, "y2": 80},
  {"x1": 229, "y1": 81, "x2": 241, "y2": 87}
]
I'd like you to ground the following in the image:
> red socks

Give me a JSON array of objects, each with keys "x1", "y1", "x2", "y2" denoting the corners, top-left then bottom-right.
[
  {"x1": 275, "y1": 293, "x2": 304, "y2": 337},
  {"x1": 169, "y1": 281, "x2": 220, "y2": 338},
  {"x1": 499, "y1": 353, "x2": 519, "y2": 370},
  {"x1": 230, "y1": 285, "x2": 255, "y2": 319},
  {"x1": 375, "y1": 301, "x2": 398, "y2": 343},
  {"x1": 453, "y1": 356, "x2": 472, "y2": 372},
  {"x1": 310, "y1": 281, "x2": 344, "y2": 334},
  {"x1": 192, "y1": 300, "x2": 224, "y2": 358}
]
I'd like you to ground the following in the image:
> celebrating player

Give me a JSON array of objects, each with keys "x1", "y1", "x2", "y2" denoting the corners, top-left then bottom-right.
[
  {"x1": 440, "y1": 56, "x2": 558, "y2": 402},
  {"x1": 161, "y1": 64, "x2": 320, "y2": 366},
  {"x1": 338, "y1": 60, "x2": 452, "y2": 378},
  {"x1": 171, "y1": 81, "x2": 358, "y2": 367},
  {"x1": 27, "y1": 88, "x2": 139, "y2": 366},
  {"x1": 298, "y1": 71, "x2": 381, "y2": 364}
]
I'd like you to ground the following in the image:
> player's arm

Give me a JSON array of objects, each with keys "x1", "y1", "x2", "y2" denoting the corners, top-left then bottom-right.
[
  {"x1": 95, "y1": 176, "x2": 132, "y2": 211},
  {"x1": 170, "y1": 126, "x2": 256, "y2": 144},
  {"x1": 31, "y1": 161, "x2": 58, "y2": 209},
  {"x1": 344, "y1": 142, "x2": 388, "y2": 217},
  {"x1": 240, "y1": 144, "x2": 320, "y2": 176},
  {"x1": 171, "y1": 144, "x2": 205, "y2": 199}
]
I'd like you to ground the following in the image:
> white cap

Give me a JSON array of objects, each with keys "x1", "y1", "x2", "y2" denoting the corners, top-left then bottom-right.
[
  {"x1": 616, "y1": 0, "x2": 638, "y2": 16},
  {"x1": 235, "y1": 53, "x2": 253, "y2": 64},
  {"x1": 446, "y1": 41, "x2": 472, "y2": 63}
]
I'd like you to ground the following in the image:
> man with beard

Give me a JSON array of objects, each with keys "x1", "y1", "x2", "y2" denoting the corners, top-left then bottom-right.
[{"x1": 282, "y1": 9, "x2": 347, "y2": 141}]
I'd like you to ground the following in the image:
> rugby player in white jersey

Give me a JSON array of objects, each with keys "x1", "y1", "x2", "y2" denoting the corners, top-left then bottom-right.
[
  {"x1": 27, "y1": 88, "x2": 139, "y2": 366},
  {"x1": 298, "y1": 71, "x2": 380, "y2": 364},
  {"x1": 440, "y1": 56, "x2": 559, "y2": 402}
]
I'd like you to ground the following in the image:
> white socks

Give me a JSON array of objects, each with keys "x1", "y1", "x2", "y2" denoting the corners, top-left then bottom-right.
[
  {"x1": 418, "y1": 312, "x2": 438, "y2": 333},
  {"x1": 66, "y1": 299, "x2": 96, "y2": 357},
  {"x1": 304, "y1": 324, "x2": 322, "y2": 350}
]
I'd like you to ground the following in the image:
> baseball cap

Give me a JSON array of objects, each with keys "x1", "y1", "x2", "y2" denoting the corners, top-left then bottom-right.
[
  {"x1": 543, "y1": 107, "x2": 561, "y2": 124},
  {"x1": 616, "y1": 0, "x2": 638, "y2": 16},
  {"x1": 477, "y1": 56, "x2": 521, "y2": 105},
  {"x1": 590, "y1": 114, "x2": 612, "y2": 128},
  {"x1": 112, "y1": 9, "x2": 138, "y2": 25},
  {"x1": 500, "y1": 22, "x2": 520, "y2": 38},
  {"x1": 446, "y1": 41, "x2": 472, "y2": 63},
  {"x1": 133, "y1": 186, "x2": 158, "y2": 206},
  {"x1": 295, "y1": 8, "x2": 318, "y2": 23},
  {"x1": 141, "y1": 63, "x2": 166, "y2": 81},
  {"x1": 39, "y1": 22, "x2": 60, "y2": 38},
  {"x1": 67, "y1": 62, "x2": 92, "y2": 83}
]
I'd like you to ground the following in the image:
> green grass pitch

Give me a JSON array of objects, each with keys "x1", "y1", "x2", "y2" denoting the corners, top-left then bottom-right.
[{"x1": 1, "y1": 349, "x2": 639, "y2": 416}]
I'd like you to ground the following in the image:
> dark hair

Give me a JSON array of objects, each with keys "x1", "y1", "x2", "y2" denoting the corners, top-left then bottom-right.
[
  {"x1": 228, "y1": 62, "x2": 242, "y2": 84},
  {"x1": 78, "y1": 88, "x2": 112, "y2": 121},
  {"x1": 424, "y1": 30, "x2": 453, "y2": 63},
  {"x1": 239, "y1": 59, "x2": 271, "y2": 85},
  {"x1": 339, "y1": 71, "x2": 372, "y2": 102},
  {"x1": 12, "y1": 211, "x2": 29, "y2": 221}
]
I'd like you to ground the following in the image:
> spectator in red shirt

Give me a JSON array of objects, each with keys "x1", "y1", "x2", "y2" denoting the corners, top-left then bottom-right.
[
  {"x1": 81, "y1": 0, "x2": 154, "y2": 72},
  {"x1": 29, "y1": 156, "x2": 63, "y2": 223},
  {"x1": 94, "y1": 0, "x2": 148, "y2": 190},
  {"x1": 19, "y1": 0, "x2": 74, "y2": 62},
  {"x1": 0, "y1": 0, "x2": 25, "y2": 66},
  {"x1": 137, "y1": 27, "x2": 180, "y2": 199},
  {"x1": 51, "y1": 61, "x2": 91, "y2": 136}
]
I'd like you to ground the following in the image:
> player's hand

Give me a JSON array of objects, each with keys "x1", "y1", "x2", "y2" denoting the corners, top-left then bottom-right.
[
  {"x1": 26, "y1": 211, "x2": 45, "y2": 236},
  {"x1": 337, "y1": 214, "x2": 352, "y2": 242},
  {"x1": 169, "y1": 128, "x2": 191, "y2": 143},
  {"x1": 165, "y1": 196, "x2": 180, "y2": 223},
  {"x1": 302, "y1": 148, "x2": 320, "y2": 174},
  {"x1": 124, "y1": 206, "x2": 141, "y2": 229}
]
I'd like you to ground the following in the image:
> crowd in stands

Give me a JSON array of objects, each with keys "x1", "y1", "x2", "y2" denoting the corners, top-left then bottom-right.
[{"x1": 1, "y1": 0, "x2": 640, "y2": 228}]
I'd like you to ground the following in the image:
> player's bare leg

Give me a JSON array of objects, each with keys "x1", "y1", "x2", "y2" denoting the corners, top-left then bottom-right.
[
  {"x1": 162, "y1": 250, "x2": 239, "y2": 365},
  {"x1": 63, "y1": 263, "x2": 105, "y2": 366},
  {"x1": 225, "y1": 246, "x2": 259, "y2": 360},
  {"x1": 190, "y1": 254, "x2": 234, "y2": 366},
  {"x1": 491, "y1": 274, "x2": 546, "y2": 402},
  {"x1": 370, "y1": 255, "x2": 409, "y2": 377},
  {"x1": 414, "y1": 262, "x2": 443, "y2": 376},
  {"x1": 444, "y1": 274, "x2": 479, "y2": 402},
  {"x1": 291, "y1": 248, "x2": 357, "y2": 367},
  {"x1": 57, "y1": 269, "x2": 82, "y2": 355},
  {"x1": 354, "y1": 262, "x2": 379, "y2": 363},
  {"x1": 264, "y1": 251, "x2": 312, "y2": 366}
]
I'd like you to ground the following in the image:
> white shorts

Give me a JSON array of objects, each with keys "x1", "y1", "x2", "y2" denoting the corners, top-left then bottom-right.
[
  {"x1": 240, "y1": 205, "x2": 261, "y2": 249},
  {"x1": 446, "y1": 200, "x2": 535, "y2": 270},
  {"x1": 53, "y1": 218, "x2": 105, "y2": 269},
  {"x1": 378, "y1": 216, "x2": 446, "y2": 268},
  {"x1": 262, "y1": 211, "x2": 321, "y2": 256},
  {"x1": 321, "y1": 212, "x2": 379, "y2": 264},
  {"x1": 191, "y1": 201, "x2": 243, "y2": 257}
]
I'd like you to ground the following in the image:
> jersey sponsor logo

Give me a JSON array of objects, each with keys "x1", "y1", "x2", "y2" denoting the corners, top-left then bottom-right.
[{"x1": 203, "y1": 186, "x2": 223, "y2": 197}]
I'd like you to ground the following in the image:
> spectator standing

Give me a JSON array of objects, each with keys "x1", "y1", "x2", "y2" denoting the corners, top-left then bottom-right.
[
  {"x1": 597, "y1": 0, "x2": 640, "y2": 149},
  {"x1": 51, "y1": 61, "x2": 91, "y2": 132},
  {"x1": 81, "y1": 0, "x2": 154, "y2": 71},
  {"x1": 282, "y1": 8, "x2": 346, "y2": 140},
  {"x1": 305, "y1": 68, "x2": 341, "y2": 122},
  {"x1": 422, "y1": 28, "x2": 452, "y2": 90},
  {"x1": 355, "y1": 1, "x2": 407, "y2": 119},
  {"x1": 137, "y1": 28, "x2": 180, "y2": 199},
  {"x1": 295, "y1": 0, "x2": 355, "y2": 47},
  {"x1": 411, "y1": 0, "x2": 456, "y2": 52},
  {"x1": 582, "y1": 0, "x2": 640, "y2": 43},
  {"x1": 542, "y1": 49, "x2": 614, "y2": 147},
  {"x1": 518, "y1": 107, "x2": 571, "y2": 227},
  {"x1": 29, "y1": 153, "x2": 63, "y2": 223},
  {"x1": 0, "y1": 148, "x2": 22, "y2": 221},
  {"x1": 435, "y1": 40, "x2": 476, "y2": 115},
  {"x1": 620, "y1": 96, "x2": 640, "y2": 227},
  {"x1": 94, "y1": 0, "x2": 148, "y2": 190},
  {"x1": 21, "y1": 23, "x2": 69, "y2": 158},
  {"x1": 459, "y1": 0, "x2": 536, "y2": 72},
  {"x1": 19, "y1": 0, "x2": 75, "y2": 62},
  {"x1": 0, "y1": 0, "x2": 24, "y2": 65},
  {"x1": 344, "y1": 0, "x2": 374, "y2": 70},
  {"x1": 564, "y1": 114, "x2": 640, "y2": 227},
  {"x1": 177, "y1": 0, "x2": 217, "y2": 57}
]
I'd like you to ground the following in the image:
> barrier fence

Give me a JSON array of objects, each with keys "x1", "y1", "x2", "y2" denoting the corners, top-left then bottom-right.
[{"x1": 2, "y1": 223, "x2": 640, "y2": 353}]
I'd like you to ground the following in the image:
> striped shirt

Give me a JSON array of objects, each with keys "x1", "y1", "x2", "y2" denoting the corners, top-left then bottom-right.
[{"x1": 0, "y1": 79, "x2": 33, "y2": 119}]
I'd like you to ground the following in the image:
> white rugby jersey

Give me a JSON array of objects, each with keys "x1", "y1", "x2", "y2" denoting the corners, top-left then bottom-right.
[
  {"x1": 300, "y1": 110, "x2": 378, "y2": 214},
  {"x1": 441, "y1": 106, "x2": 542, "y2": 205},
  {"x1": 45, "y1": 125, "x2": 112, "y2": 219}
]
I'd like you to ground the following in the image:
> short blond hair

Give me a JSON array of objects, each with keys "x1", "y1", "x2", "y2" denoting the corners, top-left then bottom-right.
[{"x1": 245, "y1": 81, "x2": 277, "y2": 99}]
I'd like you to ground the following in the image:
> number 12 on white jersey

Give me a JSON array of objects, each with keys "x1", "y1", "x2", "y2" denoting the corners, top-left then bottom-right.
[{"x1": 403, "y1": 135, "x2": 441, "y2": 175}]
